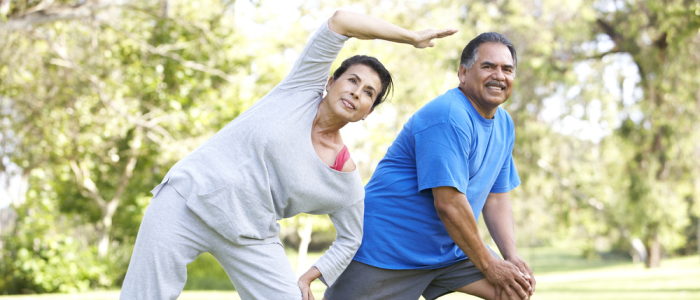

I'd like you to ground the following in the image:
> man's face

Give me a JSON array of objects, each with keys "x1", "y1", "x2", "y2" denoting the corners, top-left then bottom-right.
[{"x1": 459, "y1": 42, "x2": 515, "y2": 113}]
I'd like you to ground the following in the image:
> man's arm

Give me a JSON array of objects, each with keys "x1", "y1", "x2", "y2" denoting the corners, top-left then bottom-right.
[
  {"x1": 483, "y1": 192, "x2": 536, "y2": 296},
  {"x1": 433, "y1": 186, "x2": 530, "y2": 300}
]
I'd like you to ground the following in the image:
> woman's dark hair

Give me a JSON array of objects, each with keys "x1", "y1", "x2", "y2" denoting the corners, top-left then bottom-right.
[{"x1": 332, "y1": 55, "x2": 393, "y2": 109}]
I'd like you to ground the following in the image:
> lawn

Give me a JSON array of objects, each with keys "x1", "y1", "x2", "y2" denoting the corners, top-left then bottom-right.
[{"x1": 2, "y1": 248, "x2": 699, "y2": 300}]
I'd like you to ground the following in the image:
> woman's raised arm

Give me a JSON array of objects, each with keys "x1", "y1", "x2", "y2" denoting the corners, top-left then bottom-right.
[{"x1": 327, "y1": 10, "x2": 457, "y2": 49}]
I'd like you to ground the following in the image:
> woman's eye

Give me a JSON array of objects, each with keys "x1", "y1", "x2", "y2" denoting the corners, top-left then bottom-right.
[{"x1": 365, "y1": 91, "x2": 372, "y2": 97}]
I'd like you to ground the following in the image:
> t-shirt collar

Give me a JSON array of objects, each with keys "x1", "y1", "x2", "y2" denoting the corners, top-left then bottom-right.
[{"x1": 452, "y1": 87, "x2": 495, "y2": 127}]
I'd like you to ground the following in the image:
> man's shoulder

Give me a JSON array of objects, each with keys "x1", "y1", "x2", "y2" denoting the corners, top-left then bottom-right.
[
  {"x1": 495, "y1": 106, "x2": 515, "y2": 130},
  {"x1": 412, "y1": 88, "x2": 474, "y2": 133}
]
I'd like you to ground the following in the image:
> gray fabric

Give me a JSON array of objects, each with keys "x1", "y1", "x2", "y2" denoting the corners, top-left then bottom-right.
[
  {"x1": 120, "y1": 183, "x2": 301, "y2": 300},
  {"x1": 325, "y1": 249, "x2": 500, "y2": 300},
  {"x1": 154, "y1": 21, "x2": 362, "y2": 286}
]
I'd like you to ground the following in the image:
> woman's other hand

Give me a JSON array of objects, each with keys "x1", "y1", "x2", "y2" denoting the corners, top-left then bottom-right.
[{"x1": 298, "y1": 266, "x2": 322, "y2": 300}]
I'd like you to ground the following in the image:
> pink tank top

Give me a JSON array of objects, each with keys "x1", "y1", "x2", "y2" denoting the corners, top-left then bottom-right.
[{"x1": 330, "y1": 145, "x2": 350, "y2": 171}]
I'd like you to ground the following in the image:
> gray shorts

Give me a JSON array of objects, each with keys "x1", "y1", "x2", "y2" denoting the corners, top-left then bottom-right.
[{"x1": 325, "y1": 249, "x2": 499, "y2": 300}]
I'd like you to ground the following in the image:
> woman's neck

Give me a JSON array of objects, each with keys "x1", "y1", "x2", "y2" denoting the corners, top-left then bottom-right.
[{"x1": 313, "y1": 98, "x2": 347, "y2": 144}]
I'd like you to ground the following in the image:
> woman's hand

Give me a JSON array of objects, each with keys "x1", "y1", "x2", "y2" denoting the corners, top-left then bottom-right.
[
  {"x1": 329, "y1": 10, "x2": 457, "y2": 47},
  {"x1": 412, "y1": 28, "x2": 459, "y2": 48},
  {"x1": 298, "y1": 266, "x2": 322, "y2": 300},
  {"x1": 298, "y1": 278, "x2": 315, "y2": 300}
]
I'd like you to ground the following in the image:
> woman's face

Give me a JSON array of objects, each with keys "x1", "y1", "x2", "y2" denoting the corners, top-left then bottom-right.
[{"x1": 325, "y1": 64, "x2": 381, "y2": 122}]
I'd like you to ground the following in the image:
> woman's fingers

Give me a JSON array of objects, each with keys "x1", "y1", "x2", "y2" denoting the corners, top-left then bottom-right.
[
  {"x1": 414, "y1": 28, "x2": 458, "y2": 48},
  {"x1": 436, "y1": 28, "x2": 459, "y2": 38},
  {"x1": 299, "y1": 281, "x2": 311, "y2": 300}
]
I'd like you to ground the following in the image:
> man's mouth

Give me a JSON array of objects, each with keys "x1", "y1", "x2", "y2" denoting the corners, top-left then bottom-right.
[
  {"x1": 342, "y1": 99, "x2": 356, "y2": 110},
  {"x1": 486, "y1": 81, "x2": 506, "y2": 91}
]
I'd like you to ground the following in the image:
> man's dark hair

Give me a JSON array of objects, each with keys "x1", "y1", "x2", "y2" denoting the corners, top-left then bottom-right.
[
  {"x1": 460, "y1": 32, "x2": 517, "y2": 71},
  {"x1": 332, "y1": 55, "x2": 393, "y2": 109}
]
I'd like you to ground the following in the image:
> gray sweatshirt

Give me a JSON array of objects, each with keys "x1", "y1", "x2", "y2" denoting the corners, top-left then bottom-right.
[{"x1": 158, "y1": 21, "x2": 363, "y2": 287}]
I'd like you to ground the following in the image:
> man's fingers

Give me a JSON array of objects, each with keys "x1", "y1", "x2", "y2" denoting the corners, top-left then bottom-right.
[
  {"x1": 502, "y1": 285, "x2": 519, "y2": 300},
  {"x1": 494, "y1": 284, "x2": 503, "y2": 300},
  {"x1": 514, "y1": 272, "x2": 531, "y2": 291},
  {"x1": 508, "y1": 279, "x2": 529, "y2": 300}
]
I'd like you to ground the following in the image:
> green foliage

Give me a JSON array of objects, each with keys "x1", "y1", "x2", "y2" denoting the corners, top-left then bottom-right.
[
  {"x1": 0, "y1": 180, "x2": 125, "y2": 294},
  {"x1": 183, "y1": 253, "x2": 235, "y2": 291},
  {"x1": 1, "y1": 0, "x2": 699, "y2": 294}
]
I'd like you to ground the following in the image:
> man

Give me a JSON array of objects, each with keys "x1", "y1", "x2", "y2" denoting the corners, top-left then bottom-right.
[{"x1": 324, "y1": 32, "x2": 535, "y2": 300}]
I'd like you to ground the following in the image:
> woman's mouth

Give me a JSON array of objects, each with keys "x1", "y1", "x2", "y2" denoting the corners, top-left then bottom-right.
[{"x1": 342, "y1": 99, "x2": 356, "y2": 110}]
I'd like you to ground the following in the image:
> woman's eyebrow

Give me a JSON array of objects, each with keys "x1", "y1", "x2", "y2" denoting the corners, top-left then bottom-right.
[{"x1": 349, "y1": 73, "x2": 377, "y2": 92}]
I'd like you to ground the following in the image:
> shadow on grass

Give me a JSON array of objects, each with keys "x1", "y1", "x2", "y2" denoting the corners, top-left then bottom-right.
[
  {"x1": 520, "y1": 247, "x2": 631, "y2": 274},
  {"x1": 537, "y1": 289, "x2": 700, "y2": 293}
]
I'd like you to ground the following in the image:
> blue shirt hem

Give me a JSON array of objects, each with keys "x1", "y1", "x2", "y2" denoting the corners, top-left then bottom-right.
[{"x1": 352, "y1": 256, "x2": 470, "y2": 270}]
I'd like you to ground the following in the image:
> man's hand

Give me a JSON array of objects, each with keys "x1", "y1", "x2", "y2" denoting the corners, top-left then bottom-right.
[
  {"x1": 484, "y1": 257, "x2": 531, "y2": 300},
  {"x1": 298, "y1": 266, "x2": 322, "y2": 300},
  {"x1": 506, "y1": 255, "x2": 535, "y2": 296}
]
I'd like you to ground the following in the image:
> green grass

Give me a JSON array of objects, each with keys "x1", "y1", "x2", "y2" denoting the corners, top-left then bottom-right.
[{"x1": 2, "y1": 248, "x2": 699, "y2": 300}]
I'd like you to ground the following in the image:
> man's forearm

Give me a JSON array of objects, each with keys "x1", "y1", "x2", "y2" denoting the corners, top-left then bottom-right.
[
  {"x1": 483, "y1": 193, "x2": 519, "y2": 259},
  {"x1": 433, "y1": 187, "x2": 494, "y2": 272}
]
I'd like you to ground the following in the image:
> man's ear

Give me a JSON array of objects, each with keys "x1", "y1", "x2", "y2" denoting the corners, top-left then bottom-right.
[{"x1": 458, "y1": 64, "x2": 468, "y2": 84}]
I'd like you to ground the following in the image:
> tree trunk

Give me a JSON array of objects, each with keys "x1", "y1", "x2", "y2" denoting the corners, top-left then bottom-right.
[
  {"x1": 646, "y1": 232, "x2": 661, "y2": 268},
  {"x1": 97, "y1": 226, "x2": 110, "y2": 258},
  {"x1": 296, "y1": 216, "x2": 313, "y2": 277},
  {"x1": 97, "y1": 198, "x2": 120, "y2": 257}
]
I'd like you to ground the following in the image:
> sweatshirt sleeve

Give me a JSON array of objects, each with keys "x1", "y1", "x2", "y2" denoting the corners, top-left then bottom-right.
[
  {"x1": 275, "y1": 19, "x2": 350, "y2": 94},
  {"x1": 312, "y1": 200, "x2": 363, "y2": 287}
]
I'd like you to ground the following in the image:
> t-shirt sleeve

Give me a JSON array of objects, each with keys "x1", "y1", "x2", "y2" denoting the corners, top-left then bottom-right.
[
  {"x1": 312, "y1": 200, "x2": 363, "y2": 287},
  {"x1": 415, "y1": 123, "x2": 471, "y2": 195},
  {"x1": 275, "y1": 19, "x2": 350, "y2": 94},
  {"x1": 489, "y1": 146, "x2": 521, "y2": 193}
]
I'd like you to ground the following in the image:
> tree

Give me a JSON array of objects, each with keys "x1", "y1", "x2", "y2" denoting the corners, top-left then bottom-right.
[{"x1": 590, "y1": 0, "x2": 700, "y2": 267}]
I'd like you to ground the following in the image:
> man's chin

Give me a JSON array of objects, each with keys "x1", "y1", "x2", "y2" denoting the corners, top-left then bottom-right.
[{"x1": 485, "y1": 97, "x2": 508, "y2": 107}]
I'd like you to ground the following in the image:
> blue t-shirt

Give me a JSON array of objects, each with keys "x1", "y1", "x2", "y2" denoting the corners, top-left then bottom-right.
[{"x1": 353, "y1": 87, "x2": 520, "y2": 270}]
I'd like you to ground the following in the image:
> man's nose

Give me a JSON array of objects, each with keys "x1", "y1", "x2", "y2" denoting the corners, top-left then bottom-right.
[{"x1": 492, "y1": 68, "x2": 506, "y2": 80}]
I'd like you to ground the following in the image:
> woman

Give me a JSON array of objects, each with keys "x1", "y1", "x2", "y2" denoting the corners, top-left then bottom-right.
[{"x1": 120, "y1": 10, "x2": 456, "y2": 300}]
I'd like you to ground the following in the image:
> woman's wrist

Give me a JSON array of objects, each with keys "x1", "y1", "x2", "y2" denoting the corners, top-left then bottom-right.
[{"x1": 298, "y1": 266, "x2": 322, "y2": 283}]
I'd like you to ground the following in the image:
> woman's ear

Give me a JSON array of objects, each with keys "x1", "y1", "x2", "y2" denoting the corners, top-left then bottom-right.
[
  {"x1": 363, "y1": 107, "x2": 375, "y2": 120},
  {"x1": 325, "y1": 76, "x2": 335, "y2": 92}
]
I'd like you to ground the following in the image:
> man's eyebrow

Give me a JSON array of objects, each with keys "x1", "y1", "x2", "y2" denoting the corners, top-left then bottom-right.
[
  {"x1": 481, "y1": 61, "x2": 515, "y2": 69},
  {"x1": 350, "y1": 73, "x2": 377, "y2": 92}
]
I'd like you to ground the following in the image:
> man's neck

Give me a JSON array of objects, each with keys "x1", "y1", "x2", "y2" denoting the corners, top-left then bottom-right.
[{"x1": 458, "y1": 86, "x2": 497, "y2": 119}]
